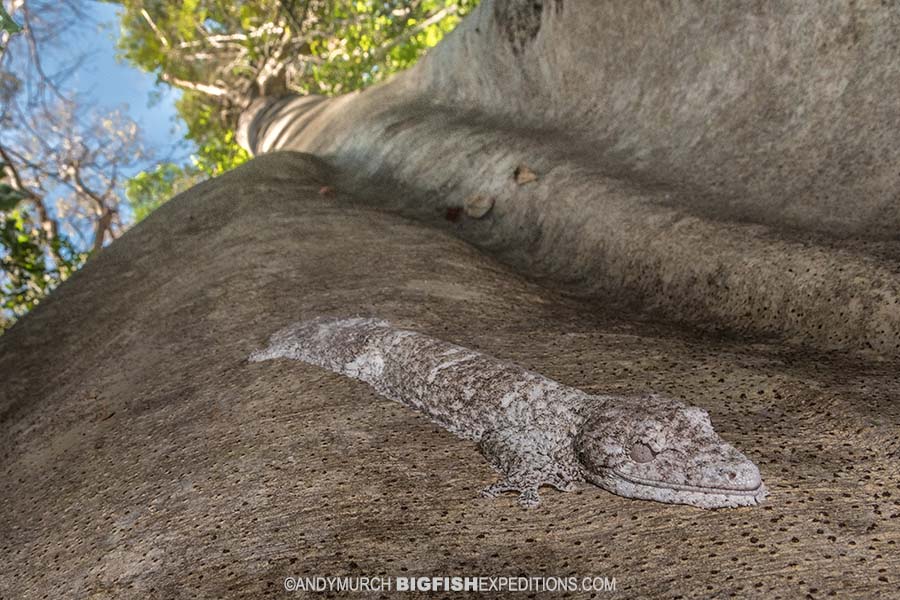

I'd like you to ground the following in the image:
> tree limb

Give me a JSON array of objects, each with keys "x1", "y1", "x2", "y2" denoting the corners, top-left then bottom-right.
[
  {"x1": 141, "y1": 8, "x2": 169, "y2": 48},
  {"x1": 159, "y1": 72, "x2": 231, "y2": 98},
  {"x1": 371, "y1": 5, "x2": 456, "y2": 63}
]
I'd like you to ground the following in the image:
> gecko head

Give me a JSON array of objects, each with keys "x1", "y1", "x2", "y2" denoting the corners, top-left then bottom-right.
[{"x1": 575, "y1": 394, "x2": 767, "y2": 509}]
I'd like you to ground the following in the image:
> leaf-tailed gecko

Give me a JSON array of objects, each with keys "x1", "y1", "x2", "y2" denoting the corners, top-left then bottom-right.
[{"x1": 250, "y1": 317, "x2": 767, "y2": 509}]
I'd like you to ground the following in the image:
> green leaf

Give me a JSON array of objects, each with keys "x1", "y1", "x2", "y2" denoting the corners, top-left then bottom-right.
[
  {"x1": 1, "y1": 206, "x2": 87, "y2": 329},
  {"x1": 0, "y1": 5, "x2": 21, "y2": 35},
  {"x1": 0, "y1": 183, "x2": 26, "y2": 211},
  {"x1": 109, "y1": 0, "x2": 481, "y2": 231}
]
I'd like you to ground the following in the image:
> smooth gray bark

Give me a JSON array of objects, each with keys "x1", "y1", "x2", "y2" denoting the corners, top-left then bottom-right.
[{"x1": 240, "y1": 0, "x2": 900, "y2": 356}]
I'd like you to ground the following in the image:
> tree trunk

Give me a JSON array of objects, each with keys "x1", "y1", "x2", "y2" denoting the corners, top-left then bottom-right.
[
  {"x1": 239, "y1": 0, "x2": 900, "y2": 357},
  {"x1": 2, "y1": 2, "x2": 900, "y2": 598}
]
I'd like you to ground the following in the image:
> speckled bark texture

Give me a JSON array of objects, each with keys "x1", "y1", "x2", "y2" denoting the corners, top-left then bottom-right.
[
  {"x1": 240, "y1": 0, "x2": 900, "y2": 357},
  {"x1": 1, "y1": 153, "x2": 897, "y2": 598}
]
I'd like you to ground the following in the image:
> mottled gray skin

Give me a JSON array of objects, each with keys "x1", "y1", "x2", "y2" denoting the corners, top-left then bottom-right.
[{"x1": 251, "y1": 317, "x2": 767, "y2": 509}]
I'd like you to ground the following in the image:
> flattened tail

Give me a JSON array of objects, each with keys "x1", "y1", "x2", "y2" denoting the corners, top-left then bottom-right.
[{"x1": 249, "y1": 316, "x2": 394, "y2": 365}]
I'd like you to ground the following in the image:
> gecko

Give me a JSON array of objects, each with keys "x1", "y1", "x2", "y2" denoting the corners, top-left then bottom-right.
[{"x1": 250, "y1": 317, "x2": 767, "y2": 509}]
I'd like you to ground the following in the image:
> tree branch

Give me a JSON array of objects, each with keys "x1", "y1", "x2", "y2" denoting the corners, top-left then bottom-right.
[
  {"x1": 277, "y1": 0, "x2": 304, "y2": 32},
  {"x1": 372, "y1": 5, "x2": 456, "y2": 63},
  {"x1": 0, "y1": 142, "x2": 34, "y2": 199},
  {"x1": 140, "y1": 8, "x2": 169, "y2": 48},
  {"x1": 1, "y1": 142, "x2": 64, "y2": 266},
  {"x1": 159, "y1": 72, "x2": 231, "y2": 98}
]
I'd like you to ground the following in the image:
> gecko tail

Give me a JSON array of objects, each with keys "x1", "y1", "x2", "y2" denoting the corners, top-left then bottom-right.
[{"x1": 249, "y1": 316, "x2": 394, "y2": 367}]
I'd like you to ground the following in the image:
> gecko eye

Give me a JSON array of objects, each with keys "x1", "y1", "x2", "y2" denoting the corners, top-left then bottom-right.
[{"x1": 629, "y1": 442, "x2": 657, "y2": 463}]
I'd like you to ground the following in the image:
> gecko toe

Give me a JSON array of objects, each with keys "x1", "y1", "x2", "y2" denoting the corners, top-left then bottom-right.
[
  {"x1": 554, "y1": 480, "x2": 578, "y2": 493},
  {"x1": 480, "y1": 481, "x2": 515, "y2": 498},
  {"x1": 517, "y1": 488, "x2": 541, "y2": 508},
  {"x1": 481, "y1": 480, "x2": 541, "y2": 506}
]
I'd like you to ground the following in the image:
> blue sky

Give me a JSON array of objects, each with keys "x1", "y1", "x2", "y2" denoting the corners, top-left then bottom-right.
[
  {"x1": 3, "y1": 0, "x2": 189, "y2": 321},
  {"x1": 2, "y1": 1, "x2": 191, "y2": 270},
  {"x1": 62, "y1": 1, "x2": 188, "y2": 156}
]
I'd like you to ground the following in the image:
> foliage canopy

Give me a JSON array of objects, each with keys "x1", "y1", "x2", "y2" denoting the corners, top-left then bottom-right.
[
  {"x1": 2, "y1": 2, "x2": 144, "y2": 331},
  {"x1": 114, "y1": 0, "x2": 478, "y2": 221},
  {"x1": 1, "y1": 0, "x2": 476, "y2": 330}
]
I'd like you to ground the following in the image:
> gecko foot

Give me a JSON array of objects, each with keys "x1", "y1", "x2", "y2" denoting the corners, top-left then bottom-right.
[
  {"x1": 480, "y1": 481, "x2": 542, "y2": 508},
  {"x1": 517, "y1": 488, "x2": 540, "y2": 508},
  {"x1": 550, "y1": 479, "x2": 578, "y2": 493}
]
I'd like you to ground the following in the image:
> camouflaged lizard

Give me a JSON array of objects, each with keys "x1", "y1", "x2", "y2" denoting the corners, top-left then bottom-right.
[{"x1": 251, "y1": 317, "x2": 767, "y2": 509}]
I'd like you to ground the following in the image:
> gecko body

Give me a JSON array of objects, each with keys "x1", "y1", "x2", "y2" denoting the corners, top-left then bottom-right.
[{"x1": 250, "y1": 317, "x2": 767, "y2": 509}]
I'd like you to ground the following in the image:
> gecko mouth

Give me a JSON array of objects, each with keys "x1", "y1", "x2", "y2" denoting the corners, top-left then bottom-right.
[{"x1": 611, "y1": 469, "x2": 765, "y2": 497}]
